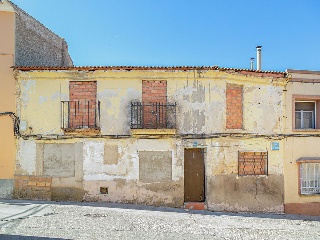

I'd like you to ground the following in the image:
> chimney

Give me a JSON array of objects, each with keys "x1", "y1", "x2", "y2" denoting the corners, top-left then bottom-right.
[
  {"x1": 256, "y1": 46, "x2": 262, "y2": 70},
  {"x1": 250, "y1": 58, "x2": 254, "y2": 70}
]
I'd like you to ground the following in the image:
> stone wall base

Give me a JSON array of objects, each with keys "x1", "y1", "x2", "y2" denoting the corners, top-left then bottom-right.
[{"x1": 13, "y1": 175, "x2": 51, "y2": 200}]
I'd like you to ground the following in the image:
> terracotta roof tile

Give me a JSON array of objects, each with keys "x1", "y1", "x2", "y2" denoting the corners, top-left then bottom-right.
[{"x1": 13, "y1": 65, "x2": 286, "y2": 76}]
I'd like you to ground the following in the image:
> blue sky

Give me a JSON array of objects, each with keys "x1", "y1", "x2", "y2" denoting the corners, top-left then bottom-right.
[{"x1": 12, "y1": 0, "x2": 320, "y2": 71}]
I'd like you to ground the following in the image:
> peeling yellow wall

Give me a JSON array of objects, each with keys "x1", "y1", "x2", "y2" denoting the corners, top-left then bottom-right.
[
  {"x1": 0, "y1": 7, "x2": 15, "y2": 179},
  {"x1": 16, "y1": 70, "x2": 287, "y2": 136},
  {"x1": 15, "y1": 69, "x2": 287, "y2": 211}
]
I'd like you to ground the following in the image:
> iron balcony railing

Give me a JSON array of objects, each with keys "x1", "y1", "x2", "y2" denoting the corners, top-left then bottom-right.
[
  {"x1": 61, "y1": 100, "x2": 100, "y2": 129},
  {"x1": 130, "y1": 102, "x2": 176, "y2": 129}
]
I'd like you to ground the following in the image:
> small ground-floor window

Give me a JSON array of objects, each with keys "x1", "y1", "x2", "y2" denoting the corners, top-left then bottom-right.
[
  {"x1": 238, "y1": 151, "x2": 268, "y2": 176},
  {"x1": 300, "y1": 162, "x2": 320, "y2": 195}
]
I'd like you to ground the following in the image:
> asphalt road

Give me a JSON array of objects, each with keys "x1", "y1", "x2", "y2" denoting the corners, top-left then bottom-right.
[{"x1": 0, "y1": 200, "x2": 320, "y2": 240}]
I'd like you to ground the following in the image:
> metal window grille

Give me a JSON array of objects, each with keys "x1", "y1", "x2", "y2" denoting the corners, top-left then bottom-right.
[
  {"x1": 300, "y1": 163, "x2": 320, "y2": 194},
  {"x1": 130, "y1": 102, "x2": 176, "y2": 129},
  {"x1": 238, "y1": 151, "x2": 268, "y2": 176},
  {"x1": 61, "y1": 100, "x2": 100, "y2": 129}
]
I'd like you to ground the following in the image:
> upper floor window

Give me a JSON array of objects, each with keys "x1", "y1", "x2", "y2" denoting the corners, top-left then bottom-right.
[
  {"x1": 293, "y1": 95, "x2": 320, "y2": 131},
  {"x1": 295, "y1": 101, "x2": 315, "y2": 129}
]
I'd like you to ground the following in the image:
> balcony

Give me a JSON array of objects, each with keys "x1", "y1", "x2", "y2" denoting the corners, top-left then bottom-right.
[
  {"x1": 61, "y1": 100, "x2": 100, "y2": 133},
  {"x1": 130, "y1": 102, "x2": 176, "y2": 135}
]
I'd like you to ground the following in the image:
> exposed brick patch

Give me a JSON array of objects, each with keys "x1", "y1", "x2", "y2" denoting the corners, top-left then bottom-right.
[
  {"x1": 238, "y1": 151, "x2": 268, "y2": 176},
  {"x1": 69, "y1": 81, "x2": 97, "y2": 128},
  {"x1": 285, "y1": 203, "x2": 320, "y2": 216},
  {"x1": 142, "y1": 80, "x2": 167, "y2": 127},
  {"x1": 142, "y1": 80, "x2": 167, "y2": 103},
  {"x1": 226, "y1": 83, "x2": 243, "y2": 129},
  {"x1": 13, "y1": 175, "x2": 52, "y2": 200}
]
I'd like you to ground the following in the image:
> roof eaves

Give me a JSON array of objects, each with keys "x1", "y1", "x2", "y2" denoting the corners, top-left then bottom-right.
[{"x1": 13, "y1": 65, "x2": 286, "y2": 76}]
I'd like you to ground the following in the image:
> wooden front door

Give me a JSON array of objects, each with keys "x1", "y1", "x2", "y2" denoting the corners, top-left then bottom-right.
[{"x1": 184, "y1": 148, "x2": 205, "y2": 202}]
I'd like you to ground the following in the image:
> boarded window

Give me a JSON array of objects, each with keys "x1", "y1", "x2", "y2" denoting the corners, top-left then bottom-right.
[
  {"x1": 139, "y1": 151, "x2": 172, "y2": 182},
  {"x1": 238, "y1": 151, "x2": 267, "y2": 176},
  {"x1": 104, "y1": 145, "x2": 119, "y2": 165},
  {"x1": 142, "y1": 80, "x2": 167, "y2": 103},
  {"x1": 43, "y1": 144, "x2": 75, "y2": 177},
  {"x1": 226, "y1": 83, "x2": 243, "y2": 129},
  {"x1": 142, "y1": 80, "x2": 167, "y2": 128},
  {"x1": 69, "y1": 81, "x2": 97, "y2": 129}
]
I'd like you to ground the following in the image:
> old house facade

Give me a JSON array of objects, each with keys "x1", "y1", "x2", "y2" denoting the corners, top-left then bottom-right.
[
  {"x1": 13, "y1": 66, "x2": 287, "y2": 213},
  {"x1": 0, "y1": 0, "x2": 72, "y2": 198},
  {"x1": 283, "y1": 69, "x2": 320, "y2": 216}
]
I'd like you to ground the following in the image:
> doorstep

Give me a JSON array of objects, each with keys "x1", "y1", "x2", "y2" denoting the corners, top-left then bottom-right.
[{"x1": 184, "y1": 202, "x2": 207, "y2": 210}]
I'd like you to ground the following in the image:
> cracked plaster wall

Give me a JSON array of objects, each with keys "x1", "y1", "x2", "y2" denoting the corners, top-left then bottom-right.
[
  {"x1": 83, "y1": 138, "x2": 183, "y2": 207},
  {"x1": 15, "y1": 70, "x2": 287, "y2": 210},
  {"x1": 17, "y1": 75, "x2": 68, "y2": 135},
  {"x1": 17, "y1": 70, "x2": 286, "y2": 136},
  {"x1": 202, "y1": 138, "x2": 284, "y2": 213}
]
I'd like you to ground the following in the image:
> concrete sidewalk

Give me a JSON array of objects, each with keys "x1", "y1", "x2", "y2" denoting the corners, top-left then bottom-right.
[
  {"x1": 0, "y1": 200, "x2": 52, "y2": 221},
  {"x1": 0, "y1": 200, "x2": 320, "y2": 239}
]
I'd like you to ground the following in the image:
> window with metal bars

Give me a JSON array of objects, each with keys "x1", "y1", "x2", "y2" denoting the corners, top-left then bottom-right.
[
  {"x1": 300, "y1": 163, "x2": 320, "y2": 195},
  {"x1": 238, "y1": 151, "x2": 268, "y2": 176}
]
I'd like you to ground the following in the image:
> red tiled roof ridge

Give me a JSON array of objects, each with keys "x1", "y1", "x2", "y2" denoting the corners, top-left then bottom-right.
[{"x1": 13, "y1": 65, "x2": 285, "y2": 74}]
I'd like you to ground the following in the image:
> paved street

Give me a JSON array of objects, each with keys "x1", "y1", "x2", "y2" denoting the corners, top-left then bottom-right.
[{"x1": 0, "y1": 200, "x2": 320, "y2": 240}]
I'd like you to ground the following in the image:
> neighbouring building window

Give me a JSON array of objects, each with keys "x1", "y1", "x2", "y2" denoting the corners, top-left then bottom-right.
[
  {"x1": 300, "y1": 162, "x2": 320, "y2": 195},
  {"x1": 293, "y1": 95, "x2": 320, "y2": 130},
  {"x1": 238, "y1": 151, "x2": 268, "y2": 176},
  {"x1": 295, "y1": 102, "x2": 315, "y2": 129},
  {"x1": 226, "y1": 83, "x2": 243, "y2": 129}
]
